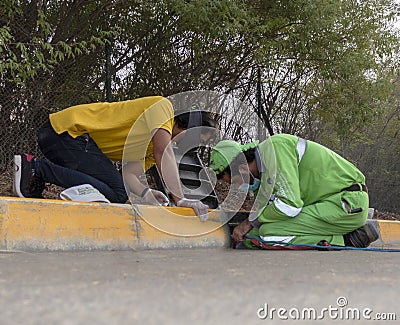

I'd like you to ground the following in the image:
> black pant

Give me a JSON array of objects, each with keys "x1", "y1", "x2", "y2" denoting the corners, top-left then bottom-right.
[{"x1": 36, "y1": 125, "x2": 128, "y2": 203}]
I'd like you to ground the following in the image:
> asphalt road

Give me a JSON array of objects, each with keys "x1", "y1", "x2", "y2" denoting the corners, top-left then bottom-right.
[{"x1": 0, "y1": 248, "x2": 399, "y2": 324}]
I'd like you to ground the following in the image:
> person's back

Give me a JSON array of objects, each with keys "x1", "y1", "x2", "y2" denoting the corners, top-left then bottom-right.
[
  {"x1": 264, "y1": 134, "x2": 366, "y2": 206},
  {"x1": 49, "y1": 96, "x2": 173, "y2": 161}
]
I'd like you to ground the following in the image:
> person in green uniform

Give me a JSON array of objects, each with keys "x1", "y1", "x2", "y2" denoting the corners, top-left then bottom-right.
[{"x1": 210, "y1": 134, "x2": 379, "y2": 248}]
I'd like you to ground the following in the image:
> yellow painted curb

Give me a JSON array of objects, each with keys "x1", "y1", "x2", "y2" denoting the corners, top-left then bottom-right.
[
  {"x1": 375, "y1": 220, "x2": 400, "y2": 247},
  {"x1": 2, "y1": 196, "x2": 397, "y2": 251},
  {"x1": 0, "y1": 197, "x2": 230, "y2": 251}
]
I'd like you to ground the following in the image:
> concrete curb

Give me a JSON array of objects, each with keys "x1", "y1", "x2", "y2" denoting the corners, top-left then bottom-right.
[
  {"x1": 0, "y1": 197, "x2": 230, "y2": 251},
  {"x1": 367, "y1": 208, "x2": 400, "y2": 249},
  {"x1": 368, "y1": 219, "x2": 400, "y2": 249},
  {"x1": 1, "y1": 197, "x2": 399, "y2": 251}
]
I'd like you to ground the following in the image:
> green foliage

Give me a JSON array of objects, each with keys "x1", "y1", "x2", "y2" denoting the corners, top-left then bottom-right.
[
  {"x1": 347, "y1": 93, "x2": 400, "y2": 212},
  {"x1": 249, "y1": 0, "x2": 399, "y2": 141},
  {"x1": 1, "y1": 0, "x2": 400, "y2": 212},
  {"x1": 0, "y1": 0, "x2": 113, "y2": 84}
]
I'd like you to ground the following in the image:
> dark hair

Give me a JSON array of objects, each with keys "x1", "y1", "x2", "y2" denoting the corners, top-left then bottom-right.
[
  {"x1": 174, "y1": 111, "x2": 216, "y2": 129},
  {"x1": 226, "y1": 147, "x2": 257, "y2": 177},
  {"x1": 216, "y1": 166, "x2": 231, "y2": 180}
]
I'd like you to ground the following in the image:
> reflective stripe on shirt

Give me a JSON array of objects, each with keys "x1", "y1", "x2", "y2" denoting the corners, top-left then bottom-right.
[
  {"x1": 296, "y1": 137, "x2": 307, "y2": 165},
  {"x1": 274, "y1": 197, "x2": 302, "y2": 217},
  {"x1": 260, "y1": 235, "x2": 296, "y2": 244},
  {"x1": 275, "y1": 137, "x2": 307, "y2": 217}
]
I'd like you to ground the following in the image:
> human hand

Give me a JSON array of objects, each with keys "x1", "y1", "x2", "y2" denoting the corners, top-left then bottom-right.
[
  {"x1": 177, "y1": 198, "x2": 209, "y2": 221},
  {"x1": 232, "y1": 219, "x2": 253, "y2": 243},
  {"x1": 142, "y1": 188, "x2": 169, "y2": 206}
]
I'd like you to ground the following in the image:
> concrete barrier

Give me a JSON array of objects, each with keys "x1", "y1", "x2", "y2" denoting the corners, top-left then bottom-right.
[
  {"x1": 0, "y1": 196, "x2": 230, "y2": 251},
  {"x1": 369, "y1": 219, "x2": 400, "y2": 249},
  {"x1": 1, "y1": 196, "x2": 399, "y2": 251}
]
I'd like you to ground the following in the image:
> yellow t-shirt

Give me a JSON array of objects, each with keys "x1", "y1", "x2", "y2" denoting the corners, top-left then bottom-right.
[{"x1": 49, "y1": 96, "x2": 174, "y2": 170}]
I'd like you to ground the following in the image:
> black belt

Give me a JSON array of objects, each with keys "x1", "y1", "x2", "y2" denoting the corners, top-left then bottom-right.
[{"x1": 343, "y1": 184, "x2": 368, "y2": 193}]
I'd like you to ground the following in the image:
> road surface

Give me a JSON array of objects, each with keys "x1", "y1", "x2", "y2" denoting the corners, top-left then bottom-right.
[{"x1": 0, "y1": 248, "x2": 399, "y2": 324}]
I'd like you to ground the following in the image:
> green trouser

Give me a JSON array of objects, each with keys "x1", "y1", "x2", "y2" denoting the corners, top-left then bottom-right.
[{"x1": 245, "y1": 190, "x2": 369, "y2": 248}]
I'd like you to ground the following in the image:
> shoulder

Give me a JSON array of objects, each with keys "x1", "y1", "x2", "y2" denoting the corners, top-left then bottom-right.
[
  {"x1": 271, "y1": 133, "x2": 297, "y2": 143},
  {"x1": 260, "y1": 134, "x2": 298, "y2": 148}
]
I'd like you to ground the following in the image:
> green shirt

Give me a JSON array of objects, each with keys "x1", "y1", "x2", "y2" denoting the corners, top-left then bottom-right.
[{"x1": 256, "y1": 134, "x2": 366, "y2": 222}]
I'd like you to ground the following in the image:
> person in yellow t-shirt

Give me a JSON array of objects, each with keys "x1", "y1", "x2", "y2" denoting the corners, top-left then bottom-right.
[{"x1": 13, "y1": 96, "x2": 214, "y2": 221}]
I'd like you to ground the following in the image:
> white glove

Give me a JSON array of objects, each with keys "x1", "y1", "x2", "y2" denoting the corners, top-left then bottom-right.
[
  {"x1": 177, "y1": 198, "x2": 209, "y2": 222},
  {"x1": 142, "y1": 188, "x2": 169, "y2": 206}
]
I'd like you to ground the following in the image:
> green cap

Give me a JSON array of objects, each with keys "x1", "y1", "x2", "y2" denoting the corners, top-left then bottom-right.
[{"x1": 210, "y1": 140, "x2": 259, "y2": 174}]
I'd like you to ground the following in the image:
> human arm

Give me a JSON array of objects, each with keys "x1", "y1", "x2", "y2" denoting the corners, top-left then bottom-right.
[
  {"x1": 152, "y1": 128, "x2": 184, "y2": 203},
  {"x1": 232, "y1": 219, "x2": 253, "y2": 242},
  {"x1": 152, "y1": 128, "x2": 209, "y2": 220},
  {"x1": 122, "y1": 161, "x2": 169, "y2": 206}
]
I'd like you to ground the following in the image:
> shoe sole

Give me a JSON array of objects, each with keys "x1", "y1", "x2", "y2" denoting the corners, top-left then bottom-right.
[{"x1": 13, "y1": 155, "x2": 25, "y2": 198}]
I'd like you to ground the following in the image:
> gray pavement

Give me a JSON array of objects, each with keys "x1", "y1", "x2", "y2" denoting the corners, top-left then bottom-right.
[{"x1": 0, "y1": 248, "x2": 399, "y2": 324}]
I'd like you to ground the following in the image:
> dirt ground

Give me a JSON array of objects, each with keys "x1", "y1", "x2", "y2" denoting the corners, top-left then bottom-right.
[{"x1": 1, "y1": 164, "x2": 399, "y2": 221}]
